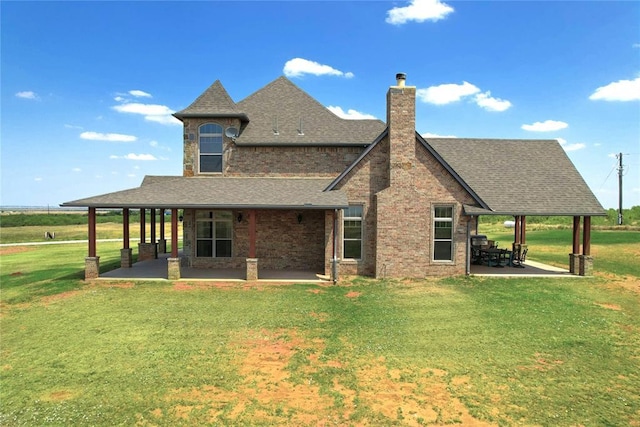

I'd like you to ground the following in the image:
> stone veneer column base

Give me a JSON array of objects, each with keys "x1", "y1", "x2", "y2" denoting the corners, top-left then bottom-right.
[
  {"x1": 168, "y1": 258, "x2": 181, "y2": 280},
  {"x1": 569, "y1": 253, "x2": 580, "y2": 274},
  {"x1": 120, "y1": 248, "x2": 133, "y2": 268},
  {"x1": 246, "y1": 258, "x2": 258, "y2": 281},
  {"x1": 579, "y1": 255, "x2": 594, "y2": 276},
  {"x1": 138, "y1": 242, "x2": 158, "y2": 261},
  {"x1": 157, "y1": 239, "x2": 167, "y2": 254},
  {"x1": 85, "y1": 256, "x2": 100, "y2": 280}
]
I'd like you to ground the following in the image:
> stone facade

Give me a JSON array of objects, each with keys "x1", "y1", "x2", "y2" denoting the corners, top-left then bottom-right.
[{"x1": 85, "y1": 256, "x2": 100, "y2": 280}]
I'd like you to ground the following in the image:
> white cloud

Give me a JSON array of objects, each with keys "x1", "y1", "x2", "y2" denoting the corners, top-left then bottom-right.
[
  {"x1": 111, "y1": 153, "x2": 158, "y2": 161},
  {"x1": 417, "y1": 81, "x2": 480, "y2": 105},
  {"x1": 129, "y1": 90, "x2": 152, "y2": 98},
  {"x1": 16, "y1": 91, "x2": 38, "y2": 99},
  {"x1": 522, "y1": 120, "x2": 569, "y2": 132},
  {"x1": 72, "y1": 167, "x2": 82, "y2": 172},
  {"x1": 114, "y1": 96, "x2": 125, "y2": 102},
  {"x1": 422, "y1": 132, "x2": 457, "y2": 138},
  {"x1": 112, "y1": 102, "x2": 181, "y2": 125},
  {"x1": 34, "y1": 177, "x2": 42, "y2": 182},
  {"x1": 633, "y1": 43, "x2": 640, "y2": 48},
  {"x1": 557, "y1": 138, "x2": 586, "y2": 152},
  {"x1": 474, "y1": 91, "x2": 512, "y2": 112},
  {"x1": 80, "y1": 131, "x2": 137, "y2": 142},
  {"x1": 327, "y1": 106, "x2": 377, "y2": 120},
  {"x1": 64, "y1": 124, "x2": 83, "y2": 129},
  {"x1": 589, "y1": 77, "x2": 640, "y2": 101},
  {"x1": 149, "y1": 140, "x2": 158, "y2": 147},
  {"x1": 386, "y1": 0, "x2": 454, "y2": 25},
  {"x1": 283, "y1": 58, "x2": 354, "y2": 79},
  {"x1": 417, "y1": 81, "x2": 511, "y2": 111}
]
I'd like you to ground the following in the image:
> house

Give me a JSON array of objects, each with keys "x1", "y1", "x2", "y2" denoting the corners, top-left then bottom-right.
[{"x1": 62, "y1": 73, "x2": 606, "y2": 280}]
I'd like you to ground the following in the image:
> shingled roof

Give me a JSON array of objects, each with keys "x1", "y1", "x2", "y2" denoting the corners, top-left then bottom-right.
[
  {"x1": 234, "y1": 77, "x2": 385, "y2": 145},
  {"x1": 173, "y1": 80, "x2": 249, "y2": 121},
  {"x1": 61, "y1": 176, "x2": 348, "y2": 209},
  {"x1": 425, "y1": 138, "x2": 606, "y2": 216}
]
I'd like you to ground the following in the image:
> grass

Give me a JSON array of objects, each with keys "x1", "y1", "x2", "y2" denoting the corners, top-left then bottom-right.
[{"x1": 1, "y1": 228, "x2": 639, "y2": 425}]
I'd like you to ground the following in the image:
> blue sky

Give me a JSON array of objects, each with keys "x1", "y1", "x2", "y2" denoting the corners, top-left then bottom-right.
[{"x1": 2, "y1": 0, "x2": 639, "y2": 210}]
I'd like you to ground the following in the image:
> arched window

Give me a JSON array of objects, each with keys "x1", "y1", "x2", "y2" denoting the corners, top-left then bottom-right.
[{"x1": 199, "y1": 123, "x2": 223, "y2": 173}]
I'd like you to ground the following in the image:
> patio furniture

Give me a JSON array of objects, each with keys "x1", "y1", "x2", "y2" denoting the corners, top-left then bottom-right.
[{"x1": 511, "y1": 245, "x2": 528, "y2": 268}]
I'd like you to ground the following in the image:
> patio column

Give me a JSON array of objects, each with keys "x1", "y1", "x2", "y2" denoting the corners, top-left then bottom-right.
[
  {"x1": 121, "y1": 208, "x2": 133, "y2": 268},
  {"x1": 168, "y1": 208, "x2": 181, "y2": 280},
  {"x1": 579, "y1": 216, "x2": 593, "y2": 276},
  {"x1": 246, "y1": 209, "x2": 258, "y2": 281},
  {"x1": 158, "y1": 209, "x2": 167, "y2": 253},
  {"x1": 138, "y1": 208, "x2": 157, "y2": 261},
  {"x1": 514, "y1": 215, "x2": 521, "y2": 244},
  {"x1": 520, "y1": 216, "x2": 527, "y2": 244},
  {"x1": 569, "y1": 216, "x2": 581, "y2": 274},
  {"x1": 85, "y1": 207, "x2": 99, "y2": 280},
  {"x1": 150, "y1": 208, "x2": 156, "y2": 244}
]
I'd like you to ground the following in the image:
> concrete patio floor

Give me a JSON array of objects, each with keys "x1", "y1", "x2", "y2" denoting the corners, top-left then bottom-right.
[
  {"x1": 470, "y1": 259, "x2": 576, "y2": 277},
  {"x1": 98, "y1": 252, "x2": 576, "y2": 281},
  {"x1": 100, "y1": 252, "x2": 329, "y2": 282}
]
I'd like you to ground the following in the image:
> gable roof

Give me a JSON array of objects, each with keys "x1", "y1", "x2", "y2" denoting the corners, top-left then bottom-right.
[
  {"x1": 425, "y1": 138, "x2": 606, "y2": 216},
  {"x1": 326, "y1": 130, "x2": 488, "y2": 209},
  {"x1": 61, "y1": 176, "x2": 348, "y2": 209},
  {"x1": 173, "y1": 80, "x2": 249, "y2": 121},
  {"x1": 234, "y1": 76, "x2": 385, "y2": 145}
]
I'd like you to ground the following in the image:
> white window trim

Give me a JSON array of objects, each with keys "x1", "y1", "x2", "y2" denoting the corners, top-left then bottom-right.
[
  {"x1": 195, "y1": 211, "x2": 233, "y2": 258},
  {"x1": 342, "y1": 205, "x2": 363, "y2": 261},
  {"x1": 198, "y1": 123, "x2": 223, "y2": 174},
  {"x1": 432, "y1": 204, "x2": 455, "y2": 263}
]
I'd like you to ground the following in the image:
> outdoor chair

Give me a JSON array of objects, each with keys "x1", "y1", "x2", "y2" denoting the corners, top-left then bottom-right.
[{"x1": 512, "y1": 247, "x2": 528, "y2": 268}]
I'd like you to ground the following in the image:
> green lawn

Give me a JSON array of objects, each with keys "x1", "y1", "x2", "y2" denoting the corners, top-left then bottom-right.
[{"x1": 1, "y1": 230, "x2": 639, "y2": 426}]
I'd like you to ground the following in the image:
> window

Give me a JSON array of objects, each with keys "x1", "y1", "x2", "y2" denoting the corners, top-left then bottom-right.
[
  {"x1": 199, "y1": 123, "x2": 223, "y2": 173},
  {"x1": 196, "y1": 211, "x2": 232, "y2": 257},
  {"x1": 343, "y1": 205, "x2": 363, "y2": 260},
  {"x1": 433, "y1": 206, "x2": 454, "y2": 261}
]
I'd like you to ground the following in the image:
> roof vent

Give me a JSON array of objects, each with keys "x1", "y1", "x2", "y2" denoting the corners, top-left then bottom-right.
[{"x1": 396, "y1": 73, "x2": 407, "y2": 87}]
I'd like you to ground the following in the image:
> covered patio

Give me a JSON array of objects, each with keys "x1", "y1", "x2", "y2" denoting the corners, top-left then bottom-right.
[
  {"x1": 100, "y1": 252, "x2": 330, "y2": 282},
  {"x1": 62, "y1": 176, "x2": 346, "y2": 282}
]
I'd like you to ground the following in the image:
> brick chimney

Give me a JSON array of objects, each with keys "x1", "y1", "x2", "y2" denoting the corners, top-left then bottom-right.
[{"x1": 387, "y1": 73, "x2": 416, "y2": 186}]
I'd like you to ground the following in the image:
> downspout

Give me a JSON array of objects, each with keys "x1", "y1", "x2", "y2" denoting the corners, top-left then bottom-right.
[
  {"x1": 466, "y1": 216, "x2": 472, "y2": 275},
  {"x1": 332, "y1": 209, "x2": 338, "y2": 283}
]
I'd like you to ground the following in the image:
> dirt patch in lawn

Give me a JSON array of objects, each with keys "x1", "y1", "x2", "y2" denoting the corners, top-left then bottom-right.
[
  {"x1": 345, "y1": 291, "x2": 361, "y2": 298},
  {"x1": 0, "y1": 246, "x2": 36, "y2": 256},
  {"x1": 595, "y1": 272, "x2": 640, "y2": 295},
  {"x1": 159, "y1": 329, "x2": 497, "y2": 426},
  {"x1": 41, "y1": 290, "x2": 83, "y2": 305},
  {"x1": 595, "y1": 302, "x2": 622, "y2": 311}
]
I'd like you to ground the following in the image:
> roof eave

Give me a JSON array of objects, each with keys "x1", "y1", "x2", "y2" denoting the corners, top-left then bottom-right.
[
  {"x1": 60, "y1": 202, "x2": 348, "y2": 210},
  {"x1": 172, "y1": 112, "x2": 250, "y2": 122}
]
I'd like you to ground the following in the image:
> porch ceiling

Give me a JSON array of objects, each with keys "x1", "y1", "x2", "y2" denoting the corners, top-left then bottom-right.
[{"x1": 61, "y1": 176, "x2": 348, "y2": 209}]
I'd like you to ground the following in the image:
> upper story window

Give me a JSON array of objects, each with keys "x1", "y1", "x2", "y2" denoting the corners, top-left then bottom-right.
[
  {"x1": 433, "y1": 205, "x2": 454, "y2": 262},
  {"x1": 343, "y1": 205, "x2": 363, "y2": 260},
  {"x1": 199, "y1": 123, "x2": 223, "y2": 173}
]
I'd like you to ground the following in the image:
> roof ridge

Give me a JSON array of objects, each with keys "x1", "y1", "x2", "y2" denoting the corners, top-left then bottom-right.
[{"x1": 174, "y1": 80, "x2": 247, "y2": 119}]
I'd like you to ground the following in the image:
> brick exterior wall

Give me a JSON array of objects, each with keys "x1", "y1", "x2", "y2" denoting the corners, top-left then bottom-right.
[
  {"x1": 333, "y1": 85, "x2": 476, "y2": 278},
  {"x1": 177, "y1": 78, "x2": 478, "y2": 278},
  {"x1": 182, "y1": 117, "x2": 365, "y2": 178},
  {"x1": 182, "y1": 208, "x2": 327, "y2": 272}
]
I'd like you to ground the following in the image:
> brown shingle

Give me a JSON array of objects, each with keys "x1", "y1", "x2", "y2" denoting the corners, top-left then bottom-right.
[
  {"x1": 426, "y1": 138, "x2": 606, "y2": 216},
  {"x1": 173, "y1": 80, "x2": 248, "y2": 121},
  {"x1": 235, "y1": 77, "x2": 385, "y2": 145},
  {"x1": 62, "y1": 176, "x2": 348, "y2": 209}
]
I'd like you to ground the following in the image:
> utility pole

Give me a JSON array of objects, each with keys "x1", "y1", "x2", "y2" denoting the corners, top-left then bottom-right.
[{"x1": 617, "y1": 153, "x2": 623, "y2": 225}]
